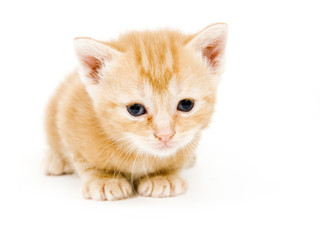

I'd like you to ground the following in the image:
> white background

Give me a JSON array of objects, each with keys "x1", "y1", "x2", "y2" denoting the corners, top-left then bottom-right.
[{"x1": 0, "y1": 0, "x2": 319, "y2": 239}]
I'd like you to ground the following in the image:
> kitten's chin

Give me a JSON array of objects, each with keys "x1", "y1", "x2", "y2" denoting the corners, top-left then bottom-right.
[
  {"x1": 133, "y1": 141, "x2": 179, "y2": 157},
  {"x1": 147, "y1": 144, "x2": 179, "y2": 157},
  {"x1": 125, "y1": 133, "x2": 196, "y2": 158}
]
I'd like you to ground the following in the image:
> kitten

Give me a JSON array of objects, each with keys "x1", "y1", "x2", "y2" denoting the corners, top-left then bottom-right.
[{"x1": 45, "y1": 23, "x2": 228, "y2": 200}]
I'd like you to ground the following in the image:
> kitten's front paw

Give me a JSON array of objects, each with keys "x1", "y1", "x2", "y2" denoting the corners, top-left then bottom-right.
[
  {"x1": 82, "y1": 177, "x2": 133, "y2": 201},
  {"x1": 45, "y1": 150, "x2": 74, "y2": 176},
  {"x1": 137, "y1": 175, "x2": 187, "y2": 198}
]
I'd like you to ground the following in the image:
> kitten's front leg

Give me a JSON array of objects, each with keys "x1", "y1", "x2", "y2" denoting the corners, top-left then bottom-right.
[
  {"x1": 136, "y1": 174, "x2": 188, "y2": 198},
  {"x1": 75, "y1": 161, "x2": 133, "y2": 201}
]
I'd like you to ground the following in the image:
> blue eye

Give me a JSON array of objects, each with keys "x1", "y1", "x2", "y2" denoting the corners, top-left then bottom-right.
[
  {"x1": 177, "y1": 99, "x2": 194, "y2": 112},
  {"x1": 127, "y1": 104, "x2": 147, "y2": 116}
]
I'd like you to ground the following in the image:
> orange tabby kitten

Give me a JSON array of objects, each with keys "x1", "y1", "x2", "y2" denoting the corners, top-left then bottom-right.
[{"x1": 45, "y1": 23, "x2": 228, "y2": 200}]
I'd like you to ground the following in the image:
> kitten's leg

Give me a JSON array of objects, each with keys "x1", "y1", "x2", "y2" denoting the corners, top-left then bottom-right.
[
  {"x1": 74, "y1": 160, "x2": 133, "y2": 201},
  {"x1": 45, "y1": 92, "x2": 74, "y2": 176},
  {"x1": 45, "y1": 149, "x2": 74, "y2": 176},
  {"x1": 136, "y1": 173, "x2": 188, "y2": 198}
]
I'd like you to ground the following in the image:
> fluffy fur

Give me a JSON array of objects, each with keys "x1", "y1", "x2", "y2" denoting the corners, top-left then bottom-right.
[{"x1": 45, "y1": 23, "x2": 228, "y2": 200}]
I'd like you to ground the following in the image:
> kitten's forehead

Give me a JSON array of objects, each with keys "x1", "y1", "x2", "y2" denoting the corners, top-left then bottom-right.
[
  {"x1": 106, "y1": 30, "x2": 214, "y2": 106},
  {"x1": 141, "y1": 74, "x2": 206, "y2": 103},
  {"x1": 134, "y1": 40, "x2": 177, "y2": 92},
  {"x1": 110, "y1": 31, "x2": 190, "y2": 92}
]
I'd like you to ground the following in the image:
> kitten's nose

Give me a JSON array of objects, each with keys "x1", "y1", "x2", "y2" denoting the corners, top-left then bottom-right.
[{"x1": 154, "y1": 131, "x2": 175, "y2": 143}]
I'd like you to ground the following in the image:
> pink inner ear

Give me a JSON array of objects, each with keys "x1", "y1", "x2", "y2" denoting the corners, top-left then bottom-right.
[
  {"x1": 202, "y1": 39, "x2": 223, "y2": 68},
  {"x1": 81, "y1": 55, "x2": 103, "y2": 84}
]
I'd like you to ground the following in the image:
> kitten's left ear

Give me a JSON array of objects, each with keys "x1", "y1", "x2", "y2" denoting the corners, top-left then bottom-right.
[
  {"x1": 74, "y1": 37, "x2": 121, "y2": 84},
  {"x1": 187, "y1": 23, "x2": 228, "y2": 72}
]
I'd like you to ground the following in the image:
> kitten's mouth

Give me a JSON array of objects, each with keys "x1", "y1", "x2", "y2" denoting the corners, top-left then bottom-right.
[{"x1": 156, "y1": 142, "x2": 175, "y2": 150}]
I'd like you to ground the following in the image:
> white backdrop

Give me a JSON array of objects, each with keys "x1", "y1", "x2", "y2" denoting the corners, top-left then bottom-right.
[{"x1": 0, "y1": 0, "x2": 319, "y2": 239}]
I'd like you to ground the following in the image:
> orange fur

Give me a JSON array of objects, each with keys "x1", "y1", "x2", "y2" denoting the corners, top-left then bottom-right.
[{"x1": 45, "y1": 23, "x2": 228, "y2": 200}]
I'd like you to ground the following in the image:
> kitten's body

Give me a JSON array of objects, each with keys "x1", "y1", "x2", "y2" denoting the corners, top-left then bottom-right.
[{"x1": 45, "y1": 24, "x2": 227, "y2": 200}]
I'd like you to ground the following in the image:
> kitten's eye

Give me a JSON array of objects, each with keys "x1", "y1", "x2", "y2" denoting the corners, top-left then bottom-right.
[
  {"x1": 177, "y1": 99, "x2": 194, "y2": 112},
  {"x1": 127, "y1": 104, "x2": 147, "y2": 116}
]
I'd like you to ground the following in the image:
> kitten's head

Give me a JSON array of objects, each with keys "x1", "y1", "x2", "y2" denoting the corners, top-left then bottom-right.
[{"x1": 74, "y1": 24, "x2": 227, "y2": 157}]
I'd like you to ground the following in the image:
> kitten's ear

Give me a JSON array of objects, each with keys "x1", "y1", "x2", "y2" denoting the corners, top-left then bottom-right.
[
  {"x1": 187, "y1": 23, "x2": 228, "y2": 72},
  {"x1": 74, "y1": 37, "x2": 121, "y2": 84}
]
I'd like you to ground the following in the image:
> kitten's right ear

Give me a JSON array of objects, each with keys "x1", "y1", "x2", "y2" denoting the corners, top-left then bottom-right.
[{"x1": 74, "y1": 37, "x2": 121, "y2": 84}]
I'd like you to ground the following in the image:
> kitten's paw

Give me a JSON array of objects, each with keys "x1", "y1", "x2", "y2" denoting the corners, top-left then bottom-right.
[
  {"x1": 45, "y1": 150, "x2": 74, "y2": 176},
  {"x1": 137, "y1": 175, "x2": 187, "y2": 198},
  {"x1": 82, "y1": 177, "x2": 133, "y2": 201}
]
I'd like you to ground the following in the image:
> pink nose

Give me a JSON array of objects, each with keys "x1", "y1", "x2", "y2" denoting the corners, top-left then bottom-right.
[{"x1": 154, "y1": 132, "x2": 175, "y2": 143}]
